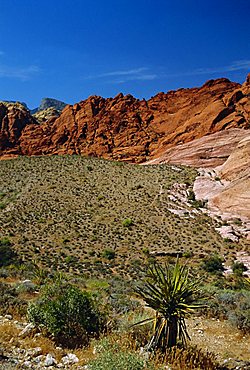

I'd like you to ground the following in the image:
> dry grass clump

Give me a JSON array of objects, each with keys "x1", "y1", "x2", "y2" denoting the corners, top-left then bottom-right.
[
  {"x1": 163, "y1": 346, "x2": 220, "y2": 370},
  {"x1": 0, "y1": 322, "x2": 20, "y2": 343}
]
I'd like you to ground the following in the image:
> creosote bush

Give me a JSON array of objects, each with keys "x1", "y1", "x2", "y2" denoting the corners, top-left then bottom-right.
[
  {"x1": 122, "y1": 218, "x2": 134, "y2": 227},
  {"x1": 28, "y1": 281, "x2": 105, "y2": 348},
  {"x1": 201, "y1": 254, "x2": 224, "y2": 274},
  {"x1": 0, "y1": 237, "x2": 18, "y2": 267},
  {"x1": 207, "y1": 289, "x2": 250, "y2": 334},
  {"x1": 0, "y1": 282, "x2": 27, "y2": 316},
  {"x1": 102, "y1": 248, "x2": 116, "y2": 260},
  {"x1": 232, "y1": 261, "x2": 247, "y2": 277}
]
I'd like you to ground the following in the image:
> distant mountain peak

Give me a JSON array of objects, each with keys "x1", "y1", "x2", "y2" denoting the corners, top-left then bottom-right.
[
  {"x1": 31, "y1": 98, "x2": 67, "y2": 114},
  {"x1": 39, "y1": 98, "x2": 67, "y2": 111}
]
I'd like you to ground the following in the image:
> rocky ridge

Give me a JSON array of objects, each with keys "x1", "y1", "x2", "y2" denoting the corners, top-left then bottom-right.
[{"x1": 0, "y1": 74, "x2": 249, "y2": 161}]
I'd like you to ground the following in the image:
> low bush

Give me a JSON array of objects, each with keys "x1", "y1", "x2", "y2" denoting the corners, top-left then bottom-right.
[
  {"x1": 232, "y1": 261, "x2": 247, "y2": 277},
  {"x1": 122, "y1": 218, "x2": 134, "y2": 228},
  {"x1": 201, "y1": 254, "x2": 224, "y2": 274},
  {"x1": 89, "y1": 339, "x2": 221, "y2": 370},
  {"x1": 28, "y1": 282, "x2": 106, "y2": 348},
  {"x1": 0, "y1": 237, "x2": 18, "y2": 267},
  {"x1": 102, "y1": 248, "x2": 116, "y2": 260},
  {"x1": 0, "y1": 282, "x2": 27, "y2": 316},
  {"x1": 207, "y1": 289, "x2": 250, "y2": 334}
]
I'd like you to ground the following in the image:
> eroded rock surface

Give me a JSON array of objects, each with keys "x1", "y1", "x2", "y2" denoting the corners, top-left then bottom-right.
[
  {"x1": 1, "y1": 74, "x2": 249, "y2": 161},
  {"x1": 0, "y1": 102, "x2": 37, "y2": 156},
  {"x1": 145, "y1": 128, "x2": 250, "y2": 167}
]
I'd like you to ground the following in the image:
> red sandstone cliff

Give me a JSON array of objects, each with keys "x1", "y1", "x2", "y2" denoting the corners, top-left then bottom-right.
[{"x1": 0, "y1": 74, "x2": 249, "y2": 161}]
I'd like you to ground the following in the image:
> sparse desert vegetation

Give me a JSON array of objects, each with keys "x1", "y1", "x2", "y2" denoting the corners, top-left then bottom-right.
[
  {"x1": 0, "y1": 155, "x2": 249, "y2": 369},
  {"x1": 0, "y1": 155, "x2": 247, "y2": 279}
]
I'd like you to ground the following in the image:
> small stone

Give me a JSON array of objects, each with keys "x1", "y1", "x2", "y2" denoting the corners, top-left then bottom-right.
[
  {"x1": 44, "y1": 353, "x2": 56, "y2": 367},
  {"x1": 34, "y1": 355, "x2": 44, "y2": 363},
  {"x1": 62, "y1": 353, "x2": 79, "y2": 364},
  {"x1": 28, "y1": 347, "x2": 42, "y2": 357},
  {"x1": 5, "y1": 314, "x2": 13, "y2": 320},
  {"x1": 34, "y1": 332, "x2": 42, "y2": 338},
  {"x1": 139, "y1": 347, "x2": 150, "y2": 361},
  {"x1": 23, "y1": 360, "x2": 32, "y2": 367}
]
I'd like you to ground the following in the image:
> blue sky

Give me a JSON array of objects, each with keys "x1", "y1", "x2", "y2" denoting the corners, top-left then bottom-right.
[{"x1": 0, "y1": 0, "x2": 249, "y2": 108}]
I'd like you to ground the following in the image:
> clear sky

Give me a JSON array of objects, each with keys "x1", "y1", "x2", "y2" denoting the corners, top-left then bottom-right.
[{"x1": 0, "y1": 0, "x2": 249, "y2": 108}]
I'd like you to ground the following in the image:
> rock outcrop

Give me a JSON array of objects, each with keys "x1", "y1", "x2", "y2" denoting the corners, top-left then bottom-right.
[
  {"x1": 0, "y1": 102, "x2": 37, "y2": 156},
  {"x1": 0, "y1": 74, "x2": 249, "y2": 161},
  {"x1": 144, "y1": 128, "x2": 250, "y2": 168},
  {"x1": 210, "y1": 134, "x2": 250, "y2": 219},
  {"x1": 191, "y1": 133, "x2": 250, "y2": 233},
  {"x1": 33, "y1": 107, "x2": 61, "y2": 124}
]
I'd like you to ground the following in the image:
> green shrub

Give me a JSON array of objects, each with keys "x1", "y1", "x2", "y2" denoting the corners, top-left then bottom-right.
[
  {"x1": 183, "y1": 250, "x2": 193, "y2": 258},
  {"x1": 207, "y1": 289, "x2": 250, "y2": 333},
  {"x1": 187, "y1": 190, "x2": 196, "y2": 202},
  {"x1": 28, "y1": 282, "x2": 105, "y2": 348},
  {"x1": 232, "y1": 261, "x2": 247, "y2": 277},
  {"x1": 102, "y1": 249, "x2": 116, "y2": 260},
  {"x1": 0, "y1": 282, "x2": 27, "y2": 316},
  {"x1": 64, "y1": 255, "x2": 77, "y2": 264},
  {"x1": 201, "y1": 255, "x2": 224, "y2": 274},
  {"x1": 228, "y1": 306, "x2": 250, "y2": 333},
  {"x1": 122, "y1": 218, "x2": 134, "y2": 228},
  {"x1": 0, "y1": 238, "x2": 17, "y2": 267}
]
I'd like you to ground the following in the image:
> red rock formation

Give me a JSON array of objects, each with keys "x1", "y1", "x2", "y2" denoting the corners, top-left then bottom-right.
[
  {"x1": 1, "y1": 74, "x2": 249, "y2": 161},
  {"x1": 0, "y1": 102, "x2": 37, "y2": 156}
]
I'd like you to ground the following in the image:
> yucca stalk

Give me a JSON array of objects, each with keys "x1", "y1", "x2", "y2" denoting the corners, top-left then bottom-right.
[{"x1": 134, "y1": 258, "x2": 205, "y2": 352}]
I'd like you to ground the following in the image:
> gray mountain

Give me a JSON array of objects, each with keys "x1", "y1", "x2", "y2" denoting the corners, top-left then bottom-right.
[{"x1": 31, "y1": 98, "x2": 67, "y2": 114}]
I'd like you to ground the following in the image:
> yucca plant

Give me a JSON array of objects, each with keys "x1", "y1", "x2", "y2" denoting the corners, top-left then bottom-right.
[{"x1": 134, "y1": 259, "x2": 205, "y2": 352}]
